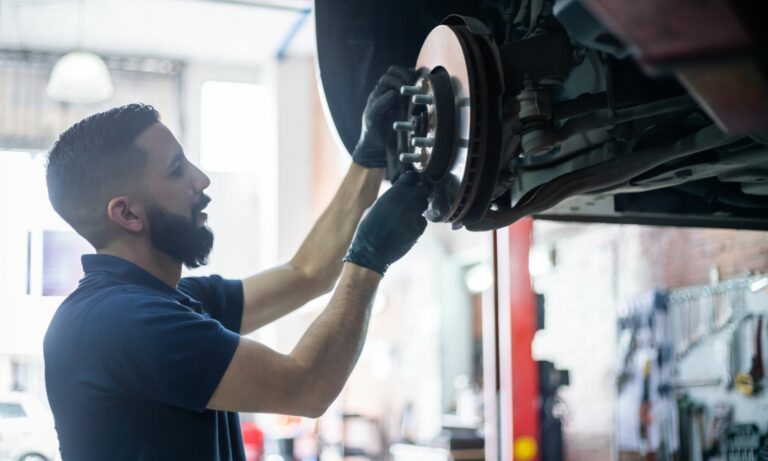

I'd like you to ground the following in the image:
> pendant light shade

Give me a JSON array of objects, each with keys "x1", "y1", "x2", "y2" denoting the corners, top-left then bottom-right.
[{"x1": 46, "y1": 51, "x2": 114, "y2": 104}]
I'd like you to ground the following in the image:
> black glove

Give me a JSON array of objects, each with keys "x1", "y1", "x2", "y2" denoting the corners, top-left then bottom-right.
[
  {"x1": 352, "y1": 65, "x2": 416, "y2": 168},
  {"x1": 344, "y1": 172, "x2": 429, "y2": 275}
]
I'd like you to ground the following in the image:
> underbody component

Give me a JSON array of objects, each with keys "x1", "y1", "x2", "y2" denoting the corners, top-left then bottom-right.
[
  {"x1": 316, "y1": 0, "x2": 768, "y2": 231},
  {"x1": 576, "y1": 0, "x2": 768, "y2": 133}
]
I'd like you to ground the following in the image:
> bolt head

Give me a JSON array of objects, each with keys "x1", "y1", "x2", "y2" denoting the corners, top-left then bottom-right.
[
  {"x1": 411, "y1": 137, "x2": 434, "y2": 148},
  {"x1": 400, "y1": 85, "x2": 422, "y2": 96},
  {"x1": 399, "y1": 152, "x2": 423, "y2": 164},
  {"x1": 412, "y1": 94, "x2": 434, "y2": 105},
  {"x1": 393, "y1": 121, "x2": 415, "y2": 131}
]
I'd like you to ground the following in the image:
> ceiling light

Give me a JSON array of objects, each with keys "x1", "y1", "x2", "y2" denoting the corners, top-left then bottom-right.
[{"x1": 46, "y1": 51, "x2": 114, "y2": 104}]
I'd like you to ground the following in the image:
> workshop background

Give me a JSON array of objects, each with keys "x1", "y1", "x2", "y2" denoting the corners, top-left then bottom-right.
[{"x1": 0, "y1": 1, "x2": 766, "y2": 461}]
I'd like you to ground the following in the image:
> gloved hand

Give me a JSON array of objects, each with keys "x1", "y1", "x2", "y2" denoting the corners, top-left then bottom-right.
[
  {"x1": 352, "y1": 65, "x2": 416, "y2": 168},
  {"x1": 344, "y1": 172, "x2": 429, "y2": 275}
]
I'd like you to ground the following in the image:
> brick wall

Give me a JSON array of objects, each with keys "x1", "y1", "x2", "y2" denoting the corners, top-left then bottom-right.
[{"x1": 636, "y1": 228, "x2": 768, "y2": 290}]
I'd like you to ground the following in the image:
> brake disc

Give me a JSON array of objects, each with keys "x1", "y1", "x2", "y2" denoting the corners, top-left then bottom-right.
[{"x1": 394, "y1": 17, "x2": 504, "y2": 228}]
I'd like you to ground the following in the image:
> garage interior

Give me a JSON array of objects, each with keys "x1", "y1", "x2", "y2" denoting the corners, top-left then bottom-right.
[{"x1": 0, "y1": 1, "x2": 767, "y2": 461}]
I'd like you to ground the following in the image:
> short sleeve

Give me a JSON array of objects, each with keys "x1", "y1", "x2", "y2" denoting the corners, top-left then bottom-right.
[
  {"x1": 178, "y1": 275, "x2": 243, "y2": 333},
  {"x1": 84, "y1": 295, "x2": 241, "y2": 412}
]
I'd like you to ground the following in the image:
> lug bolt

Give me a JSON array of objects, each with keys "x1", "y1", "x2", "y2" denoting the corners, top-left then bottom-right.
[
  {"x1": 411, "y1": 137, "x2": 434, "y2": 148},
  {"x1": 399, "y1": 152, "x2": 423, "y2": 163},
  {"x1": 393, "y1": 121, "x2": 415, "y2": 131},
  {"x1": 400, "y1": 85, "x2": 421, "y2": 96},
  {"x1": 412, "y1": 94, "x2": 433, "y2": 105}
]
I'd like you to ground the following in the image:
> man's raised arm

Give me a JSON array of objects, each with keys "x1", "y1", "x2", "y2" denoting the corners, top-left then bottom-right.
[
  {"x1": 239, "y1": 66, "x2": 415, "y2": 334},
  {"x1": 207, "y1": 173, "x2": 428, "y2": 416}
]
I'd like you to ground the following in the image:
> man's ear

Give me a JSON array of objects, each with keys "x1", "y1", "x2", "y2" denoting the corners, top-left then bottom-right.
[{"x1": 106, "y1": 196, "x2": 145, "y2": 233}]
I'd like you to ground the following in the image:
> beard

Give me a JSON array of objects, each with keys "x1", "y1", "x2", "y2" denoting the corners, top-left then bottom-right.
[{"x1": 145, "y1": 195, "x2": 214, "y2": 269}]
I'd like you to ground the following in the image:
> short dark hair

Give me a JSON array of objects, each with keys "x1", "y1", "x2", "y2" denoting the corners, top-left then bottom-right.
[{"x1": 46, "y1": 103, "x2": 160, "y2": 248}]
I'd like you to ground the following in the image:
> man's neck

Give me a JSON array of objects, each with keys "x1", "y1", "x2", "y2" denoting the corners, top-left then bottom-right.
[{"x1": 99, "y1": 242, "x2": 182, "y2": 288}]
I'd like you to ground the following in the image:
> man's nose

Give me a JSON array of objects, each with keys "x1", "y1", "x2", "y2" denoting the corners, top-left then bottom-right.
[{"x1": 192, "y1": 164, "x2": 211, "y2": 192}]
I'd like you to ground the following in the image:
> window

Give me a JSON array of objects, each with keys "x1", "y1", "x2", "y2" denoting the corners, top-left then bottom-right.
[
  {"x1": 0, "y1": 403, "x2": 26, "y2": 419},
  {"x1": 42, "y1": 230, "x2": 92, "y2": 296},
  {"x1": 200, "y1": 81, "x2": 275, "y2": 173},
  {"x1": 0, "y1": 152, "x2": 91, "y2": 297}
]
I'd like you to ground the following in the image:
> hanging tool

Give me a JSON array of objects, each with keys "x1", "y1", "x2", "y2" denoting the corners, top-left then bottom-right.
[
  {"x1": 735, "y1": 316, "x2": 764, "y2": 396},
  {"x1": 706, "y1": 403, "x2": 734, "y2": 458},
  {"x1": 639, "y1": 359, "x2": 653, "y2": 458},
  {"x1": 724, "y1": 424, "x2": 761, "y2": 461},
  {"x1": 749, "y1": 315, "x2": 764, "y2": 392}
]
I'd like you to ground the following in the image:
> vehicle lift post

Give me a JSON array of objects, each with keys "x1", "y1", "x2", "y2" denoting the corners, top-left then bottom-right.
[{"x1": 491, "y1": 218, "x2": 541, "y2": 461}]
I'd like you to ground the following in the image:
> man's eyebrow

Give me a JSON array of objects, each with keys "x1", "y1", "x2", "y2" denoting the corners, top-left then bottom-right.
[{"x1": 167, "y1": 151, "x2": 184, "y2": 171}]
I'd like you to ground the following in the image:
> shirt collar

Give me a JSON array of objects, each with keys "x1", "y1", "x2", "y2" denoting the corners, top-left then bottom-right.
[{"x1": 81, "y1": 254, "x2": 191, "y2": 303}]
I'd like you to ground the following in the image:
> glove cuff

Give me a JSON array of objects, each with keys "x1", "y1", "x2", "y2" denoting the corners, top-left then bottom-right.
[
  {"x1": 343, "y1": 250, "x2": 388, "y2": 276},
  {"x1": 352, "y1": 146, "x2": 388, "y2": 169}
]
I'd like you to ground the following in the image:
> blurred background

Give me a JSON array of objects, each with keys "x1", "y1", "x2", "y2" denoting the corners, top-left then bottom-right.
[{"x1": 0, "y1": 1, "x2": 767, "y2": 461}]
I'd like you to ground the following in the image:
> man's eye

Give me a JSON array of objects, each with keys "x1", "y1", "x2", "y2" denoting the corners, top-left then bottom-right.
[{"x1": 170, "y1": 165, "x2": 183, "y2": 177}]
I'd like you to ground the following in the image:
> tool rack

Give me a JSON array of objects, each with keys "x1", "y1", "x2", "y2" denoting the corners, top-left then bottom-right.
[{"x1": 670, "y1": 276, "x2": 768, "y2": 460}]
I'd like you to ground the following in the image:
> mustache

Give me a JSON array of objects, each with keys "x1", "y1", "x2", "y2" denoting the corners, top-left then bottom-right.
[{"x1": 193, "y1": 195, "x2": 211, "y2": 214}]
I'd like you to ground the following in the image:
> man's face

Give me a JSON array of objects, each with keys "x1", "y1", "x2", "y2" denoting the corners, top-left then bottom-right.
[{"x1": 134, "y1": 123, "x2": 214, "y2": 268}]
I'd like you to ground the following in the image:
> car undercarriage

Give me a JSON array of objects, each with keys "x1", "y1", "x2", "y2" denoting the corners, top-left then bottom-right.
[{"x1": 316, "y1": 0, "x2": 768, "y2": 231}]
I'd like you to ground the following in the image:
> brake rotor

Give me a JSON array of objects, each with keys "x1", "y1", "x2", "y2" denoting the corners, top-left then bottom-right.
[{"x1": 396, "y1": 20, "x2": 503, "y2": 227}]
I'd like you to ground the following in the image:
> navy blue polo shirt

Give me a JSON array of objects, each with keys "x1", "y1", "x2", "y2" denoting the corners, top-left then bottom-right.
[{"x1": 44, "y1": 254, "x2": 246, "y2": 461}]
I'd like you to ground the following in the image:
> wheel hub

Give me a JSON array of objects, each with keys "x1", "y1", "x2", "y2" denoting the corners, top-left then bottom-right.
[{"x1": 393, "y1": 20, "x2": 504, "y2": 227}]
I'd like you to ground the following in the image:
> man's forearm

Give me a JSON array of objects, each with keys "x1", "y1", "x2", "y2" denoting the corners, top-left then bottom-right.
[
  {"x1": 290, "y1": 263, "x2": 381, "y2": 413},
  {"x1": 206, "y1": 263, "x2": 380, "y2": 417},
  {"x1": 210, "y1": 169, "x2": 428, "y2": 416},
  {"x1": 290, "y1": 163, "x2": 384, "y2": 291},
  {"x1": 238, "y1": 164, "x2": 383, "y2": 335}
]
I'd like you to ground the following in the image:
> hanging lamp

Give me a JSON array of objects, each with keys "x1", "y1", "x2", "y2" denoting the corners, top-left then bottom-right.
[{"x1": 46, "y1": 51, "x2": 114, "y2": 104}]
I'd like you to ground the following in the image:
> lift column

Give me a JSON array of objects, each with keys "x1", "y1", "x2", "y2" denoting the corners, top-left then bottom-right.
[{"x1": 495, "y1": 218, "x2": 540, "y2": 461}]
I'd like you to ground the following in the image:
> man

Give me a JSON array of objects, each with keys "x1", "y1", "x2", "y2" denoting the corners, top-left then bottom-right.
[{"x1": 43, "y1": 66, "x2": 427, "y2": 460}]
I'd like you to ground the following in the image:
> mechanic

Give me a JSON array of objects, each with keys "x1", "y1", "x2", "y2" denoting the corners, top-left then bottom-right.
[{"x1": 43, "y1": 66, "x2": 426, "y2": 460}]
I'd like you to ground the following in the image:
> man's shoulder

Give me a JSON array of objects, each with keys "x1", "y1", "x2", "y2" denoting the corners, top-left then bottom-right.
[
  {"x1": 178, "y1": 274, "x2": 241, "y2": 304},
  {"x1": 52, "y1": 276, "x2": 184, "y2": 334},
  {"x1": 177, "y1": 275, "x2": 243, "y2": 332},
  {"x1": 178, "y1": 274, "x2": 226, "y2": 293},
  {"x1": 69, "y1": 275, "x2": 177, "y2": 309},
  {"x1": 45, "y1": 279, "x2": 174, "y2": 367}
]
